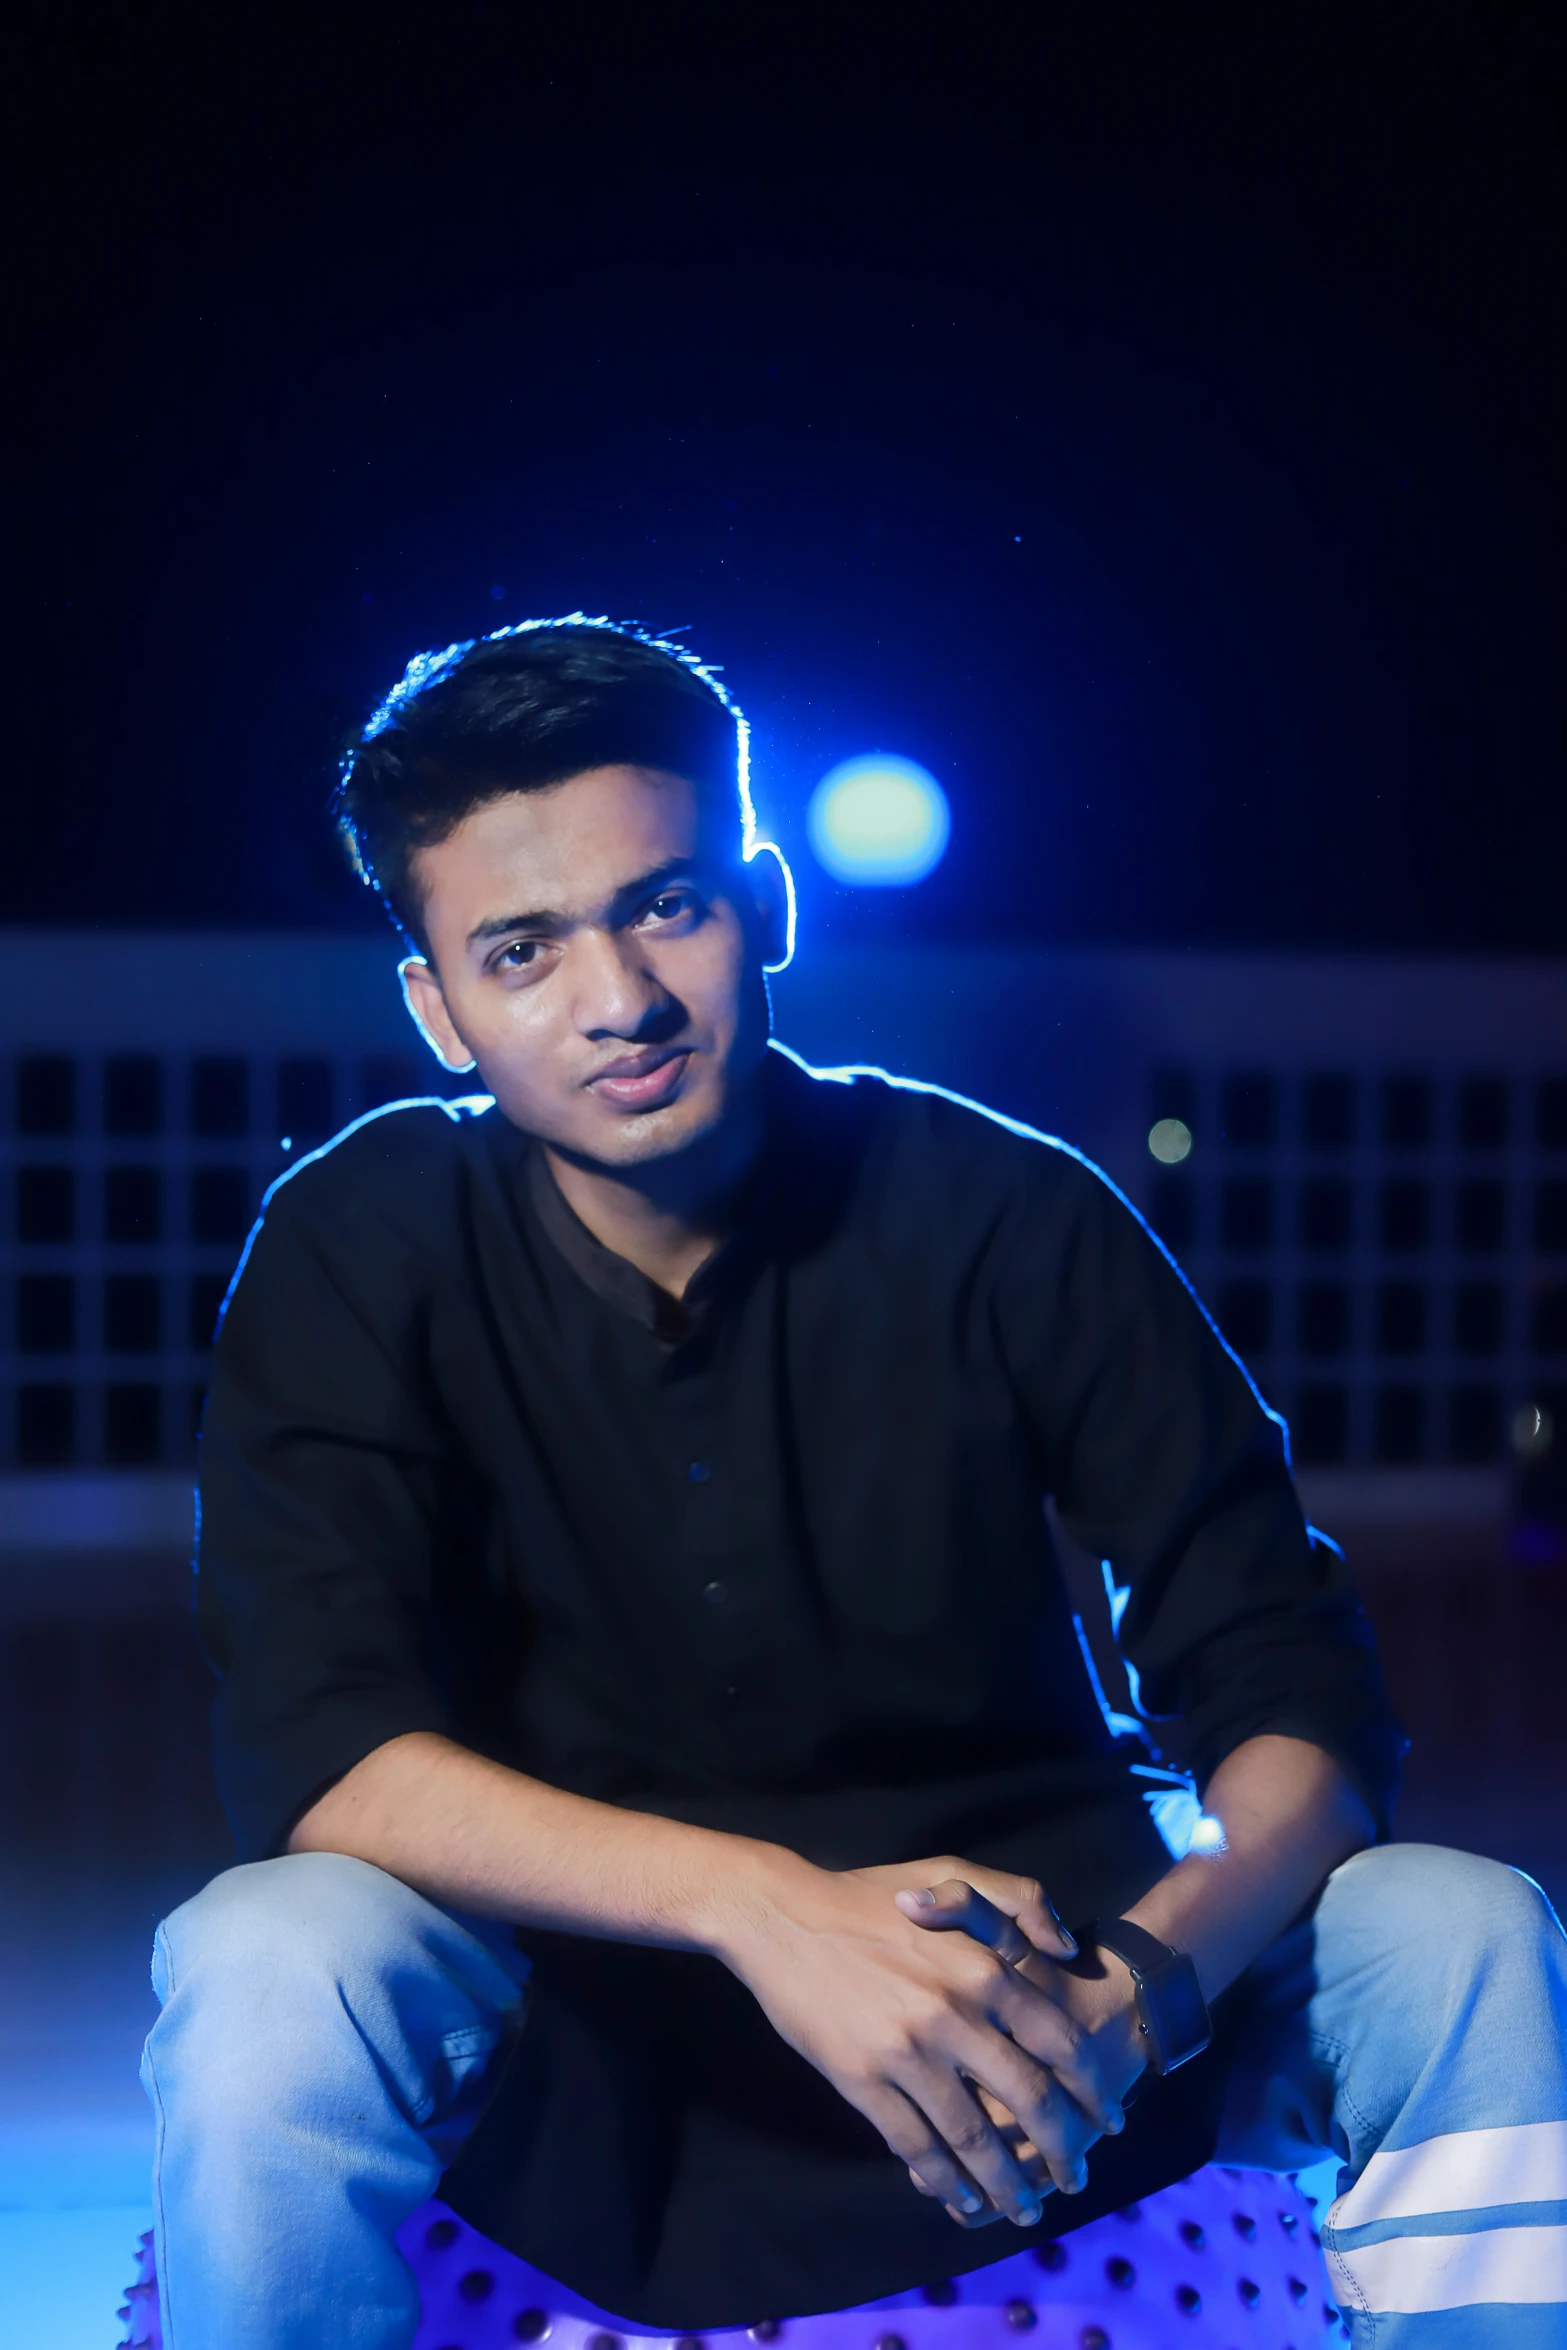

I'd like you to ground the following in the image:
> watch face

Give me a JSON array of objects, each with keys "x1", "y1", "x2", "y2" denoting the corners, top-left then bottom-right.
[
  {"x1": 1144, "y1": 1954, "x2": 1212, "y2": 2074},
  {"x1": 1151, "y1": 1955, "x2": 1212, "y2": 2068}
]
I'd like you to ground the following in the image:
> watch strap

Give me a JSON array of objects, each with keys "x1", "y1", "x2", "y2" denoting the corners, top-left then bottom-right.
[{"x1": 1085, "y1": 1914, "x2": 1183, "y2": 1984}]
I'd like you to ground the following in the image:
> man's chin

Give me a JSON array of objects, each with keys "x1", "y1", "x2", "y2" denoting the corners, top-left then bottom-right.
[{"x1": 557, "y1": 1093, "x2": 726, "y2": 1170}]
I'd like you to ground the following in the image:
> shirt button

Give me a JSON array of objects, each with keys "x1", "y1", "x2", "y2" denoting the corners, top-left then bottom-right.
[
  {"x1": 688, "y1": 1459, "x2": 712, "y2": 1484},
  {"x1": 701, "y1": 1579, "x2": 729, "y2": 1606}
]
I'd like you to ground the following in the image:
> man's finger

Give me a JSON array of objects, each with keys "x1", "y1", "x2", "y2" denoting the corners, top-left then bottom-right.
[
  {"x1": 951, "y1": 2026, "x2": 1097, "y2": 2196},
  {"x1": 906, "y1": 2062, "x2": 1052, "y2": 2227},
  {"x1": 896, "y1": 1871, "x2": 1078, "y2": 1960},
  {"x1": 896, "y1": 1880, "x2": 1036, "y2": 1963},
  {"x1": 905, "y1": 2165, "x2": 1009, "y2": 2228},
  {"x1": 971, "y1": 1867, "x2": 1080, "y2": 1960},
  {"x1": 862, "y1": 2086, "x2": 992, "y2": 2222}
]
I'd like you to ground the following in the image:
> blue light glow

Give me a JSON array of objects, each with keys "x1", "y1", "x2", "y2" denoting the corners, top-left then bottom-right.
[{"x1": 806, "y1": 754, "x2": 951, "y2": 887}]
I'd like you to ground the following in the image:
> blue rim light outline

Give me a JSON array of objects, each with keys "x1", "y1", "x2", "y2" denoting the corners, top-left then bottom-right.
[{"x1": 806, "y1": 753, "x2": 951, "y2": 888}]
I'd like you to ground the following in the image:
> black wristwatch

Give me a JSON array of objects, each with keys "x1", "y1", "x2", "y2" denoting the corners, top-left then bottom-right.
[{"x1": 1081, "y1": 1917, "x2": 1212, "y2": 2075}]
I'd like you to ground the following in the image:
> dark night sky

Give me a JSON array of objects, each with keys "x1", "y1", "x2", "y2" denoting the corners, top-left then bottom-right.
[{"x1": 9, "y1": 3, "x2": 1563, "y2": 953}]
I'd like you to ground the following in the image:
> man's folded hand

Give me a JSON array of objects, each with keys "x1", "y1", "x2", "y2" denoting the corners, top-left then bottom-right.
[
  {"x1": 711, "y1": 1848, "x2": 1141, "y2": 2230},
  {"x1": 891, "y1": 1867, "x2": 1149, "y2": 2223}
]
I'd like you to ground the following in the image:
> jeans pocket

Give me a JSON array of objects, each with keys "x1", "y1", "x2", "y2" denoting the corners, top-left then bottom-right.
[
  {"x1": 436, "y1": 2024, "x2": 500, "y2": 2101},
  {"x1": 421, "y1": 2024, "x2": 506, "y2": 2163}
]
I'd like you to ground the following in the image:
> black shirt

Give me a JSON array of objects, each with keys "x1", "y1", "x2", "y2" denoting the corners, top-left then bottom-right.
[{"x1": 198, "y1": 1044, "x2": 1399, "y2": 2325}]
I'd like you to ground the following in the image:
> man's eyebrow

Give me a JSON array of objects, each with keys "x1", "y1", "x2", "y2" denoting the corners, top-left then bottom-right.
[
  {"x1": 466, "y1": 906, "x2": 568, "y2": 947},
  {"x1": 606, "y1": 857, "x2": 704, "y2": 917},
  {"x1": 465, "y1": 860, "x2": 705, "y2": 951}
]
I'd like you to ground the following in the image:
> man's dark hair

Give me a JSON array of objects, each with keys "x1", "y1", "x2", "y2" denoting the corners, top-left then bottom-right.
[{"x1": 335, "y1": 616, "x2": 749, "y2": 950}]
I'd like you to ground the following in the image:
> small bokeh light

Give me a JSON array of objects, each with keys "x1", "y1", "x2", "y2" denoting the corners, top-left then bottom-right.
[
  {"x1": 806, "y1": 753, "x2": 951, "y2": 887},
  {"x1": 1148, "y1": 1116, "x2": 1194, "y2": 1164},
  {"x1": 1512, "y1": 1402, "x2": 1556, "y2": 1459}
]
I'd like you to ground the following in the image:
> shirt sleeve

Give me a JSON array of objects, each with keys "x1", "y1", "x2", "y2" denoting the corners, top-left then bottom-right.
[
  {"x1": 195, "y1": 1155, "x2": 456, "y2": 1861},
  {"x1": 994, "y1": 1143, "x2": 1405, "y2": 1833}
]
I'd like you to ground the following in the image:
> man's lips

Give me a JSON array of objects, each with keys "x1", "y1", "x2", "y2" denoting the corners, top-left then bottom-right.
[{"x1": 586, "y1": 1046, "x2": 692, "y2": 1109}]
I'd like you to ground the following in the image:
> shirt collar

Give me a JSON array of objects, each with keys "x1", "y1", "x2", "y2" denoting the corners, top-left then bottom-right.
[
  {"x1": 520, "y1": 1048, "x2": 854, "y2": 1342},
  {"x1": 526, "y1": 1143, "x2": 749, "y2": 1345}
]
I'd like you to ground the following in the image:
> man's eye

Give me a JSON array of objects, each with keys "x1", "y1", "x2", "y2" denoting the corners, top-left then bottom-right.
[
  {"x1": 496, "y1": 940, "x2": 542, "y2": 968},
  {"x1": 647, "y1": 892, "x2": 694, "y2": 922}
]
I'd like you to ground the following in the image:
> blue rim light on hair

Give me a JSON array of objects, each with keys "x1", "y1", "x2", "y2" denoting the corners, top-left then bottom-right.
[
  {"x1": 806, "y1": 754, "x2": 951, "y2": 887},
  {"x1": 344, "y1": 609, "x2": 784, "y2": 892},
  {"x1": 345, "y1": 612, "x2": 797, "y2": 970}
]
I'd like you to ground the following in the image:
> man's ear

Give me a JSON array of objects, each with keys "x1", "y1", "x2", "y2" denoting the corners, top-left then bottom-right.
[
  {"x1": 743, "y1": 840, "x2": 797, "y2": 974},
  {"x1": 398, "y1": 956, "x2": 479, "y2": 1074}
]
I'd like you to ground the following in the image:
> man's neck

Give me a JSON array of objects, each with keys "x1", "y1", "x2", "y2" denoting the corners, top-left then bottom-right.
[{"x1": 542, "y1": 1083, "x2": 766, "y2": 1301}]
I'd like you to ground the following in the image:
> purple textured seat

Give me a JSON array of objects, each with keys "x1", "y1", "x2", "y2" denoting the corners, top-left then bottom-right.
[{"x1": 117, "y1": 2167, "x2": 1344, "y2": 2347}]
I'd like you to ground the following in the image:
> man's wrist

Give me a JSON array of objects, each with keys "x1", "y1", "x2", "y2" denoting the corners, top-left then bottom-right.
[
  {"x1": 1070, "y1": 1916, "x2": 1218, "y2": 2079},
  {"x1": 680, "y1": 1835, "x2": 820, "y2": 1966},
  {"x1": 1059, "y1": 1945, "x2": 1146, "y2": 2091}
]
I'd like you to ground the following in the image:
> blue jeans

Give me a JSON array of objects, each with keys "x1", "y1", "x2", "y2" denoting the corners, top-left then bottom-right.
[{"x1": 141, "y1": 1843, "x2": 1567, "y2": 2348}]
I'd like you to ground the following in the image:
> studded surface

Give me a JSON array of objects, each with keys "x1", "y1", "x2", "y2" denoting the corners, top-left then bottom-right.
[
  {"x1": 114, "y1": 2232, "x2": 160, "y2": 2346},
  {"x1": 117, "y1": 2166, "x2": 1343, "y2": 2348}
]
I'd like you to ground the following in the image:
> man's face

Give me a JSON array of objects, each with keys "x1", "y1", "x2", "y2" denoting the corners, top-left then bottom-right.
[{"x1": 402, "y1": 765, "x2": 783, "y2": 1171}]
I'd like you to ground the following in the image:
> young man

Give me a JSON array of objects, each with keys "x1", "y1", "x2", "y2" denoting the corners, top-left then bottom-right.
[{"x1": 145, "y1": 620, "x2": 1566, "y2": 2348}]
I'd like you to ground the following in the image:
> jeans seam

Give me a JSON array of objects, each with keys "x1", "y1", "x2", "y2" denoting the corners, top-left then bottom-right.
[
  {"x1": 1325, "y1": 2236, "x2": 1378, "y2": 2346},
  {"x1": 1307, "y1": 2024, "x2": 1383, "y2": 2145},
  {"x1": 1308, "y1": 2025, "x2": 1378, "y2": 2343}
]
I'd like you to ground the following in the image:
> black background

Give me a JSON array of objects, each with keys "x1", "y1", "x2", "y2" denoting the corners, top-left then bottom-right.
[{"x1": 9, "y1": 2, "x2": 1563, "y2": 950}]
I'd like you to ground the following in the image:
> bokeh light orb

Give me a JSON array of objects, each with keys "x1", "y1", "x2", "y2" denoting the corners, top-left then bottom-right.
[
  {"x1": 1148, "y1": 1117, "x2": 1194, "y2": 1164},
  {"x1": 806, "y1": 754, "x2": 951, "y2": 887},
  {"x1": 1513, "y1": 1401, "x2": 1555, "y2": 1459}
]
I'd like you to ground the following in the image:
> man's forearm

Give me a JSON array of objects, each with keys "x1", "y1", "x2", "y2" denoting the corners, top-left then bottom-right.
[
  {"x1": 1122, "y1": 1733, "x2": 1376, "y2": 1999},
  {"x1": 287, "y1": 1730, "x2": 779, "y2": 1949}
]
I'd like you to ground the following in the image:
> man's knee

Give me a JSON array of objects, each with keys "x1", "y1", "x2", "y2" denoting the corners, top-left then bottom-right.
[
  {"x1": 155, "y1": 1851, "x2": 426, "y2": 2008},
  {"x1": 1321, "y1": 1841, "x2": 1563, "y2": 1999},
  {"x1": 1303, "y1": 1842, "x2": 1567, "y2": 2165},
  {"x1": 147, "y1": 1850, "x2": 519, "y2": 2151},
  {"x1": 150, "y1": 1850, "x2": 526, "y2": 2122}
]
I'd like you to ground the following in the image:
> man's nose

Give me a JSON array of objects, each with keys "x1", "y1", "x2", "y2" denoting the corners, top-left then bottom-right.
[{"x1": 569, "y1": 927, "x2": 674, "y2": 1038}]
